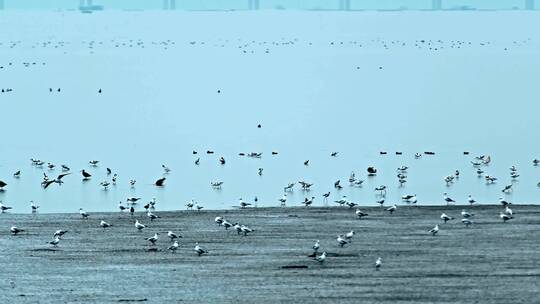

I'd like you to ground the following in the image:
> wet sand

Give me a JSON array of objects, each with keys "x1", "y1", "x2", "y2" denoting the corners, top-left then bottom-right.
[{"x1": 1, "y1": 204, "x2": 539, "y2": 303}]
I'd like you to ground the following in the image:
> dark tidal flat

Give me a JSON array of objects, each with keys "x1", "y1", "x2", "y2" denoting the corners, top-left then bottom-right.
[{"x1": 1, "y1": 205, "x2": 539, "y2": 303}]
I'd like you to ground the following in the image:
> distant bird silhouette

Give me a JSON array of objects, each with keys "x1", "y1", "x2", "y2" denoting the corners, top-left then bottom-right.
[
  {"x1": 81, "y1": 170, "x2": 91, "y2": 180},
  {"x1": 155, "y1": 177, "x2": 166, "y2": 186}
]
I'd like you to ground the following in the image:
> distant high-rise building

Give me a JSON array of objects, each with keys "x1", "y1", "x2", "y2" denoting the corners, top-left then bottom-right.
[
  {"x1": 525, "y1": 0, "x2": 535, "y2": 10},
  {"x1": 163, "y1": 0, "x2": 169, "y2": 10},
  {"x1": 170, "y1": 0, "x2": 176, "y2": 10},
  {"x1": 432, "y1": 0, "x2": 442, "y2": 10},
  {"x1": 0, "y1": 0, "x2": 4, "y2": 10}
]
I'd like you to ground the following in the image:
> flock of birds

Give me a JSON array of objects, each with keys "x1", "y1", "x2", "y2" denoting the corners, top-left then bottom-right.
[{"x1": 1, "y1": 150, "x2": 538, "y2": 265}]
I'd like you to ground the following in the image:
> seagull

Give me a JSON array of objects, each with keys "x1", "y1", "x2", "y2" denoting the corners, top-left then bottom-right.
[
  {"x1": 135, "y1": 220, "x2": 146, "y2": 231},
  {"x1": 162, "y1": 164, "x2": 171, "y2": 173},
  {"x1": 168, "y1": 241, "x2": 179, "y2": 253},
  {"x1": 240, "y1": 225, "x2": 253, "y2": 236},
  {"x1": 315, "y1": 251, "x2": 326, "y2": 263},
  {"x1": 147, "y1": 211, "x2": 160, "y2": 221},
  {"x1": 79, "y1": 208, "x2": 89, "y2": 219},
  {"x1": 30, "y1": 201, "x2": 39, "y2": 213},
  {"x1": 239, "y1": 198, "x2": 251, "y2": 209},
  {"x1": 258, "y1": 168, "x2": 263, "y2": 175},
  {"x1": 146, "y1": 233, "x2": 159, "y2": 245},
  {"x1": 401, "y1": 194, "x2": 415, "y2": 201},
  {"x1": 461, "y1": 218, "x2": 473, "y2": 227},
  {"x1": 443, "y1": 193, "x2": 455, "y2": 205},
  {"x1": 10, "y1": 226, "x2": 24, "y2": 235},
  {"x1": 468, "y1": 195, "x2": 476, "y2": 205},
  {"x1": 13, "y1": 171, "x2": 20, "y2": 178},
  {"x1": 211, "y1": 181, "x2": 223, "y2": 189},
  {"x1": 278, "y1": 194, "x2": 287, "y2": 207},
  {"x1": 221, "y1": 220, "x2": 233, "y2": 230},
  {"x1": 89, "y1": 160, "x2": 99, "y2": 166},
  {"x1": 334, "y1": 196, "x2": 348, "y2": 206},
  {"x1": 129, "y1": 180, "x2": 136, "y2": 187},
  {"x1": 215, "y1": 216, "x2": 224, "y2": 225},
  {"x1": 501, "y1": 184, "x2": 512, "y2": 193},
  {"x1": 80, "y1": 170, "x2": 92, "y2": 180},
  {"x1": 304, "y1": 160, "x2": 309, "y2": 166},
  {"x1": 313, "y1": 240, "x2": 320, "y2": 252},
  {"x1": 385, "y1": 204, "x2": 397, "y2": 214},
  {"x1": 500, "y1": 212, "x2": 512, "y2": 223},
  {"x1": 284, "y1": 183, "x2": 295, "y2": 192},
  {"x1": 0, "y1": 180, "x2": 7, "y2": 190},
  {"x1": 0, "y1": 202, "x2": 13, "y2": 213},
  {"x1": 375, "y1": 257, "x2": 382, "y2": 269},
  {"x1": 376, "y1": 199, "x2": 385, "y2": 207},
  {"x1": 100, "y1": 181, "x2": 110, "y2": 190},
  {"x1": 100, "y1": 220, "x2": 112, "y2": 229},
  {"x1": 374, "y1": 185, "x2": 387, "y2": 194},
  {"x1": 461, "y1": 210, "x2": 474, "y2": 218},
  {"x1": 533, "y1": 159, "x2": 540, "y2": 166},
  {"x1": 127, "y1": 197, "x2": 141, "y2": 203},
  {"x1": 505, "y1": 206, "x2": 513, "y2": 216},
  {"x1": 485, "y1": 175, "x2": 497, "y2": 183},
  {"x1": 106, "y1": 168, "x2": 112, "y2": 175},
  {"x1": 428, "y1": 224, "x2": 439, "y2": 236},
  {"x1": 355, "y1": 209, "x2": 368, "y2": 219},
  {"x1": 331, "y1": 152, "x2": 338, "y2": 157},
  {"x1": 499, "y1": 197, "x2": 511, "y2": 207},
  {"x1": 440, "y1": 213, "x2": 455, "y2": 223},
  {"x1": 186, "y1": 199, "x2": 195, "y2": 210},
  {"x1": 345, "y1": 230, "x2": 355, "y2": 241},
  {"x1": 346, "y1": 201, "x2": 358, "y2": 208},
  {"x1": 322, "y1": 192, "x2": 331, "y2": 199},
  {"x1": 194, "y1": 242, "x2": 208, "y2": 256},
  {"x1": 194, "y1": 158, "x2": 200, "y2": 165},
  {"x1": 54, "y1": 230, "x2": 68, "y2": 238},
  {"x1": 337, "y1": 235, "x2": 348, "y2": 247},
  {"x1": 49, "y1": 237, "x2": 61, "y2": 247},
  {"x1": 303, "y1": 197, "x2": 315, "y2": 207},
  {"x1": 167, "y1": 231, "x2": 181, "y2": 241},
  {"x1": 61, "y1": 165, "x2": 70, "y2": 171},
  {"x1": 154, "y1": 177, "x2": 166, "y2": 187},
  {"x1": 195, "y1": 203, "x2": 204, "y2": 211}
]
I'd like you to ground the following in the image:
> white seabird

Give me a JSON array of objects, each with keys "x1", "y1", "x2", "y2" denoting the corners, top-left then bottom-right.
[
  {"x1": 10, "y1": 226, "x2": 24, "y2": 235},
  {"x1": 239, "y1": 198, "x2": 252, "y2": 209},
  {"x1": 79, "y1": 208, "x2": 89, "y2": 219},
  {"x1": 215, "y1": 216, "x2": 224, "y2": 225},
  {"x1": 194, "y1": 242, "x2": 208, "y2": 256},
  {"x1": 443, "y1": 193, "x2": 455, "y2": 205},
  {"x1": 385, "y1": 204, "x2": 397, "y2": 214},
  {"x1": 428, "y1": 224, "x2": 439, "y2": 236},
  {"x1": 345, "y1": 230, "x2": 355, "y2": 241},
  {"x1": 146, "y1": 233, "x2": 159, "y2": 245},
  {"x1": 240, "y1": 225, "x2": 253, "y2": 236},
  {"x1": 147, "y1": 211, "x2": 160, "y2": 221},
  {"x1": 162, "y1": 164, "x2": 171, "y2": 173},
  {"x1": 315, "y1": 251, "x2": 326, "y2": 263},
  {"x1": 278, "y1": 194, "x2": 287, "y2": 207},
  {"x1": 500, "y1": 212, "x2": 512, "y2": 223},
  {"x1": 336, "y1": 235, "x2": 348, "y2": 247},
  {"x1": 499, "y1": 197, "x2": 511, "y2": 207},
  {"x1": 135, "y1": 220, "x2": 146, "y2": 231},
  {"x1": 461, "y1": 218, "x2": 473, "y2": 227},
  {"x1": 30, "y1": 201, "x2": 40, "y2": 213},
  {"x1": 186, "y1": 199, "x2": 195, "y2": 210},
  {"x1": 355, "y1": 209, "x2": 368, "y2": 219},
  {"x1": 468, "y1": 195, "x2": 476, "y2": 205},
  {"x1": 54, "y1": 230, "x2": 68, "y2": 238},
  {"x1": 313, "y1": 240, "x2": 320, "y2": 252},
  {"x1": 100, "y1": 220, "x2": 112, "y2": 229},
  {"x1": 167, "y1": 231, "x2": 180, "y2": 241},
  {"x1": 440, "y1": 213, "x2": 455, "y2": 223},
  {"x1": 168, "y1": 241, "x2": 179, "y2": 252},
  {"x1": 375, "y1": 257, "x2": 382, "y2": 269},
  {"x1": 461, "y1": 210, "x2": 474, "y2": 218},
  {"x1": 505, "y1": 206, "x2": 513, "y2": 216},
  {"x1": 49, "y1": 237, "x2": 61, "y2": 247}
]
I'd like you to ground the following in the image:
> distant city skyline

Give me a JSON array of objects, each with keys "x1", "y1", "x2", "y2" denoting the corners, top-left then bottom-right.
[{"x1": 0, "y1": 0, "x2": 536, "y2": 10}]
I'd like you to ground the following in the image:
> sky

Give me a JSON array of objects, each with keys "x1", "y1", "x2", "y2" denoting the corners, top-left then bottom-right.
[{"x1": 0, "y1": 0, "x2": 534, "y2": 10}]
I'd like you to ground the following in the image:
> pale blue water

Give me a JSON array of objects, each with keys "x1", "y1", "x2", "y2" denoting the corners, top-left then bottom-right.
[{"x1": 0, "y1": 11, "x2": 539, "y2": 213}]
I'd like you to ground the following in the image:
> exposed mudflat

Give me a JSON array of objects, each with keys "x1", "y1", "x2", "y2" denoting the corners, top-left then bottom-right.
[{"x1": 1, "y1": 205, "x2": 539, "y2": 303}]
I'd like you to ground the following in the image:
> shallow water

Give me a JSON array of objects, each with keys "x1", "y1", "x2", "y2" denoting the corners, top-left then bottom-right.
[{"x1": 0, "y1": 11, "x2": 539, "y2": 213}]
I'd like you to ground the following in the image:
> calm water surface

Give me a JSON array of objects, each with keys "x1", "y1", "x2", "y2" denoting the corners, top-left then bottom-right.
[{"x1": 0, "y1": 12, "x2": 539, "y2": 212}]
